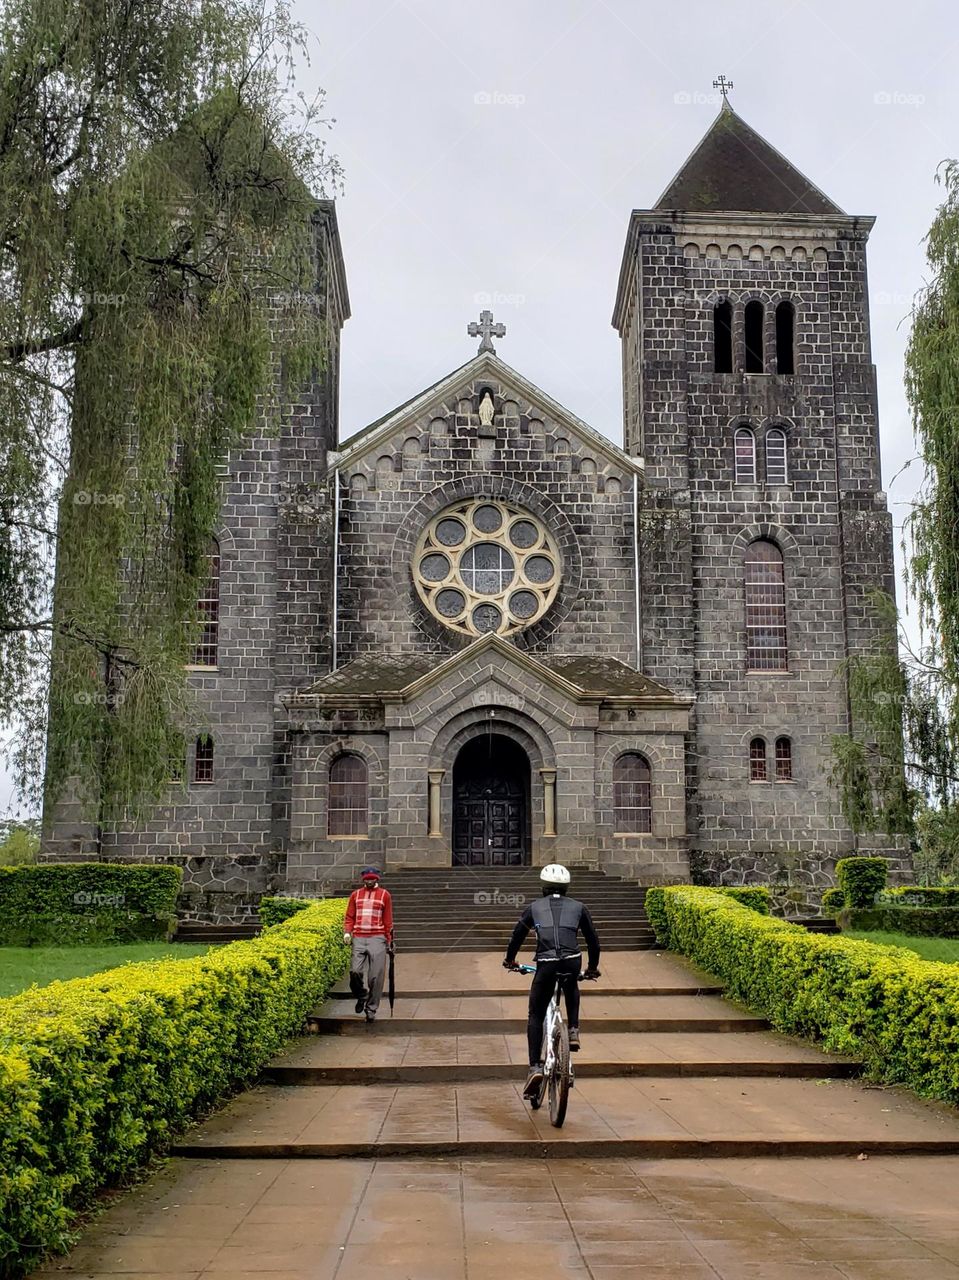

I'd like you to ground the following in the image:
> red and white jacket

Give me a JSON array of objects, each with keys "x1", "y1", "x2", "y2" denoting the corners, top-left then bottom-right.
[{"x1": 345, "y1": 885, "x2": 394, "y2": 940}]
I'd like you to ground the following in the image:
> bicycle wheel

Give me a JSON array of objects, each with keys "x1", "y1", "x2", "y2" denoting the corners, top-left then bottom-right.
[{"x1": 548, "y1": 1021, "x2": 571, "y2": 1127}]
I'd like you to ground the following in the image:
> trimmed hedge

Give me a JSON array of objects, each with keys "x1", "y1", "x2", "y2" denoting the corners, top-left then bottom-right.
[
  {"x1": 0, "y1": 864, "x2": 182, "y2": 945},
  {"x1": 0, "y1": 898, "x2": 348, "y2": 1278},
  {"x1": 656, "y1": 884, "x2": 959, "y2": 1105},
  {"x1": 646, "y1": 884, "x2": 769, "y2": 946},
  {"x1": 821, "y1": 886, "x2": 846, "y2": 916},
  {"x1": 835, "y1": 856, "x2": 888, "y2": 908},
  {"x1": 842, "y1": 905, "x2": 959, "y2": 938},
  {"x1": 259, "y1": 896, "x2": 312, "y2": 928},
  {"x1": 880, "y1": 887, "x2": 959, "y2": 908}
]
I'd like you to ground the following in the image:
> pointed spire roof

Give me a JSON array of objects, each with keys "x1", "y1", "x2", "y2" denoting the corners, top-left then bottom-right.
[{"x1": 655, "y1": 101, "x2": 842, "y2": 216}]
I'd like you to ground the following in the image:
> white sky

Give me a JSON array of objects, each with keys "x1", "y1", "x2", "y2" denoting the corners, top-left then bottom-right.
[{"x1": 3, "y1": 0, "x2": 955, "y2": 816}]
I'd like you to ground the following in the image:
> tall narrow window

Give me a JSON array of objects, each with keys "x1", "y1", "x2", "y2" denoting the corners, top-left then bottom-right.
[
  {"x1": 749, "y1": 738, "x2": 768, "y2": 782},
  {"x1": 765, "y1": 429, "x2": 788, "y2": 485},
  {"x1": 193, "y1": 735, "x2": 214, "y2": 784},
  {"x1": 613, "y1": 753, "x2": 652, "y2": 833},
  {"x1": 192, "y1": 542, "x2": 220, "y2": 667},
  {"x1": 745, "y1": 540, "x2": 788, "y2": 671},
  {"x1": 775, "y1": 737, "x2": 793, "y2": 781},
  {"x1": 775, "y1": 301, "x2": 795, "y2": 374},
  {"x1": 713, "y1": 300, "x2": 733, "y2": 373},
  {"x1": 734, "y1": 428, "x2": 757, "y2": 484},
  {"x1": 328, "y1": 753, "x2": 368, "y2": 836},
  {"x1": 744, "y1": 300, "x2": 764, "y2": 373}
]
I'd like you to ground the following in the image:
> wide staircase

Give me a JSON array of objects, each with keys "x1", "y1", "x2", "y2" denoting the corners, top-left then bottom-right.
[{"x1": 386, "y1": 866, "x2": 655, "y2": 952}]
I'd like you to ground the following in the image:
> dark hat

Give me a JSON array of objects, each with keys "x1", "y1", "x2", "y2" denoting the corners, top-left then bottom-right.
[{"x1": 360, "y1": 867, "x2": 381, "y2": 879}]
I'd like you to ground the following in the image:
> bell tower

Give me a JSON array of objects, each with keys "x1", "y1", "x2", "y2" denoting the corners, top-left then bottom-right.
[{"x1": 612, "y1": 97, "x2": 899, "y2": 884}]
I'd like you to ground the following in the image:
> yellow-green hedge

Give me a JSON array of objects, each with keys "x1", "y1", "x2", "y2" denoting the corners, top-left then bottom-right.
[
  {"x1": 0, "y1": 898, "x2": 348, "y2": 1279},
  {"x1": 655, "y1": 885, "x2": 959, "y2": 1105}
]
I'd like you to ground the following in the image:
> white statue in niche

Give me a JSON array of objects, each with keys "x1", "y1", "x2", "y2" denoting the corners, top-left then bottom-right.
[{"x1": 478, "y1": 390, "x2": 495, "y2": 427}]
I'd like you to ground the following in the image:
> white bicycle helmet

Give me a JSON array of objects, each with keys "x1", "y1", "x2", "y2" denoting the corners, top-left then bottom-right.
[{"x1": 540, "y1": 863, "x2": 571, "y2": 886}]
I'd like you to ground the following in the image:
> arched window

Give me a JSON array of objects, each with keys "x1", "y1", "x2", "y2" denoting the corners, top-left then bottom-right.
[
  {"x1": 775, "y1": 301, "x2": 795, "y2": 374},
  {"x1": 713, "y1": 300, "x2": 733, "y2": 373},
  {"x1": 191, "y1": 542, "x2": 220, "y2": 667},
  {"x1": 193, "y1": 735, "x2": 214, "y2": 784},
  {"x1": 744, "y1": 300, "x2": 764, "y2": 373},
  {"x1": 775, "y1": 737, "x2": 793, "y2": 781},
  {"x1": 613, "y1": 753, "x2": 652, "y2": 833},
  {"x1": 328, "y1": 753, "x2": 368, "y2": 836},
  {"x1": 745, "y1": 540, "x2": 788, "y2": 671},
  {"x1": 734, "y1": 428, "x2": 757, "y2": 484},
  {"x1": 765, "y1": 429, "x2": 788, "y2": 485},
  {"x1": 749, "y1": 737, "x2": 768, "y2": 782}
]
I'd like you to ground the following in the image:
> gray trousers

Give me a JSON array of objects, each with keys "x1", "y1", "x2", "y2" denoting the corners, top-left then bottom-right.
[{"x1": 350, "y1": 935, "x2": 388, "y2": 1013}]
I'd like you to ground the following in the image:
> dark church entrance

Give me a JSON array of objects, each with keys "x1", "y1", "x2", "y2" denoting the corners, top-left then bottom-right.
[{"x1": 451, "y1": 733, "x2": 531, "y2": 866}]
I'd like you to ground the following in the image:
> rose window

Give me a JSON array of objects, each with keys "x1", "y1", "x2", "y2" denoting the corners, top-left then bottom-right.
[{"x1": 413, "y1": 499, "x2": 561, "y2": 636}]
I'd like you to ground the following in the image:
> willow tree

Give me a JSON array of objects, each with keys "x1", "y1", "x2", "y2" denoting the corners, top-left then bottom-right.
[
  {"x1": 832, "y1": 161, "x2": 959, "y2": 867},
  {"x1": 0, "y1": 0, "x2": 340, "y2": 822}
]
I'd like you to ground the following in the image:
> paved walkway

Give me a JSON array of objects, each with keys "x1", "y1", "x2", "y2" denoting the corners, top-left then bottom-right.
[{"x1": 30, "y1": 950, "x2": 959, "y2": 1279}]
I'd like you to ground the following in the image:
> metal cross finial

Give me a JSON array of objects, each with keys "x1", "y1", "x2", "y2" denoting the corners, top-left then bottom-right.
[
  {"x1": 713, "y1": 74, "x2": 733, "y2": 100},
  {"x1": 468, "y1": 309, "x2": 506, "y2": 354}
]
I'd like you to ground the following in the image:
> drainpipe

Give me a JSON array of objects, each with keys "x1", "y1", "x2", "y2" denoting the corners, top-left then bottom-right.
[
  {"x1": 633, "y1": 471, "x2": 641, "y2": 669},
  {"x1": 331, "y1": 469, "x2": 341, "y2": 672}
]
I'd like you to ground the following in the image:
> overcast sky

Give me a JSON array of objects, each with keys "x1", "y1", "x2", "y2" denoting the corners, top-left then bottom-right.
[{"x1": 3, "y1": 0, "x2": 956, "y2": 815}]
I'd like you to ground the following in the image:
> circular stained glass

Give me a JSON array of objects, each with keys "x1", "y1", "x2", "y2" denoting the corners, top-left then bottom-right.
[
  {"x1": 472, "y1": 603, "x2": 501, "y2": 633},
  {"x1": 420, "y1": 553, "x2": 450, "y2": 583},
  {"x1": 473, "y1": 503, "x2": 503, "y2": 533},
  {"x1": 413, "y1": 499, "x2": 561, "y2": 637},
  {"x1": 525, "y1": 555, "x2": 555, "y2": 585},
  {"x1": 436, "y1": 518, "x2": 466, "y2": 547},
  {"x1": 509, "y1": 519, "x2": 539, "y2": 549},
  {"x1": 460, "y1": 543, "x2": 515, "y2": 594},
  {"x1": 509, "y1": 589, "x2": 538, "y2": 620},
  {"x1": 435, "y1": 588, "x2": 466, "y2": 618}
]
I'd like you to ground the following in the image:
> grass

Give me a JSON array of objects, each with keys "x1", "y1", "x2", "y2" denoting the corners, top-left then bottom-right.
[
  {"x1": 0, "y1": 941, "x2": 216, "y2": 998},
  {"x1": 846, "y1": 930, "x2": 959, "y2": 964}
]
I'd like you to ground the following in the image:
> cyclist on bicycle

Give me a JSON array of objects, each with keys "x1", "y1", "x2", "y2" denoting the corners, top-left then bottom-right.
[{"x1": 502, "y1": 864, "x2": 601, "y2": 1098}]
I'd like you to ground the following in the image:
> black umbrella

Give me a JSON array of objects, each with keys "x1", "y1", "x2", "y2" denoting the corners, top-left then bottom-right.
[{"x1": 388, "y1": 946, "x2": 396, "y2": 1016}]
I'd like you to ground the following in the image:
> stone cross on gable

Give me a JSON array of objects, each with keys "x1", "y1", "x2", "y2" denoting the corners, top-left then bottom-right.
[
  {"x1": 468, "y1": 309, "x2": 506, "y2": 355},
  {"x1": 712, "y1": 74, "x2": 733, "y2": 100}
]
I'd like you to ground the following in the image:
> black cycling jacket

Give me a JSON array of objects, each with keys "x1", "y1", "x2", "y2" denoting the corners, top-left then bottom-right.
[{"x1": 506, "y1": 892, "x2": 601, "y2": 968}]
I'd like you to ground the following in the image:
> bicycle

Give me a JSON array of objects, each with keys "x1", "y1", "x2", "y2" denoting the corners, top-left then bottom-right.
[{"x1": 513, "y1": 963, "x2": 594, "y2": 1128}]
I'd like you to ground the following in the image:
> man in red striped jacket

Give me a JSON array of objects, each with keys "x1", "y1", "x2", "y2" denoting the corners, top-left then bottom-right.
[{"x1": 344, "y1": 867, "x2": 394, "y2": 1023}]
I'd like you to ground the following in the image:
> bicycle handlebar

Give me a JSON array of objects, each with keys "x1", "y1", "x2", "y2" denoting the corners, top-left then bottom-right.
[{"x1": 510, "y1": 963, "x2": 598, "y2": 980}]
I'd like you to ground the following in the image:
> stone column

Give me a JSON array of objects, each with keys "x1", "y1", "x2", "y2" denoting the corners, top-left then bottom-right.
[
  {"x1": 427, "y1": 769, "x2": 445, "y2": 838},
  {"x1": 540, "y1": 768, "x2": 557, "y2": 838}
]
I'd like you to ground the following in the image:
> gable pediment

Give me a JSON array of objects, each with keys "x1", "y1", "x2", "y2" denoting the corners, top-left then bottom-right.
[{"x1": 328, "y1": 352, "x2": 642, "y2": 477}]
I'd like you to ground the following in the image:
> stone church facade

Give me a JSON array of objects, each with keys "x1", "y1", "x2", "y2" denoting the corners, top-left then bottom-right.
[{"x1": 45, "y1": 103, "x2": 902, "y2": 916}]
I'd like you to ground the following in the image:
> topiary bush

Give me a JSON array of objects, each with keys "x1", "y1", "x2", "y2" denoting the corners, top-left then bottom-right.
[
  {"x1": 880, "y1": 886, "x2": 959, "y2": 908},
  {"x1": 644, "y1": 886, "x2": 669, "y2": 946},
  {"x1": 259, "y1": 896, "x2": 311, "y2": 927},
  {"x1": 0, "y1": 863, "x2": 182, "y2": 945},
  {"x1": 0, "y1": 897, "x2": 349, "y2": 1278},
  {"x1": 655, "y1": 884, "x2": 959, "y2": 1107},
  {"x1": 821, "y1": 887, "x2": 846, "y2": 915},
  {"x1": 835, "y1": 856, "x2": 888, "y2": 908}
]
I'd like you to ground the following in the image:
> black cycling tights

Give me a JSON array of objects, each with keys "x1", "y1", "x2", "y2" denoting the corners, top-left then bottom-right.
[{"x1": 527, "y1": 956, "x2": 581, "y2": 1065}]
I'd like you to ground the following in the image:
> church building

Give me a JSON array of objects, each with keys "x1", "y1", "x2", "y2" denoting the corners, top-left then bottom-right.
[{"x1": 46, "y1": 101, "x2": 901, "y2": 916}]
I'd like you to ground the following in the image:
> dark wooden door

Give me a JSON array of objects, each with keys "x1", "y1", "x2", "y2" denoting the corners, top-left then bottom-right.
[{"x1": 452, "y1": 773, "x2": 527, "y2": 866}]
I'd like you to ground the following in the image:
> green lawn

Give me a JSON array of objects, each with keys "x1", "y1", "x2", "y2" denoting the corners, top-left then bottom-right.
[
  {"x1": 846, "y1": 930, "x2": 959, "y2": 964},
  {"x1": 0, "y1": 942, "x2": 216, "y2": 998}
]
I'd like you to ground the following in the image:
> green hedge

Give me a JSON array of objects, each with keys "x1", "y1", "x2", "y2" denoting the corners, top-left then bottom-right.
[
  {"x1": 0, "y1": 864, "x2": 182, "y2": 945},
  {"x1": 259, "y1": 896, "x2": 312, "y2": 927},
  {"x1": 821, "y1": 886, "x2": 846, "y2": 916},
  {"x1": 657, "y1": 884, "x2": 959, "y2": 1105},
  {"x1": 842, "y1": 905, "x2": 959, "y2": 938},
  {"x1": 880, "y1": 887, "x2": 959, "y2": 908},
  {"x1": 646, "y1": 884, "x2": 769, "y2": 946},
  {"x1": 835, "y1": 856, "x2": 888, "y2": 908},
  {"x1": 0, "y1": 898, "x2": 348, "y2": 1279}
]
